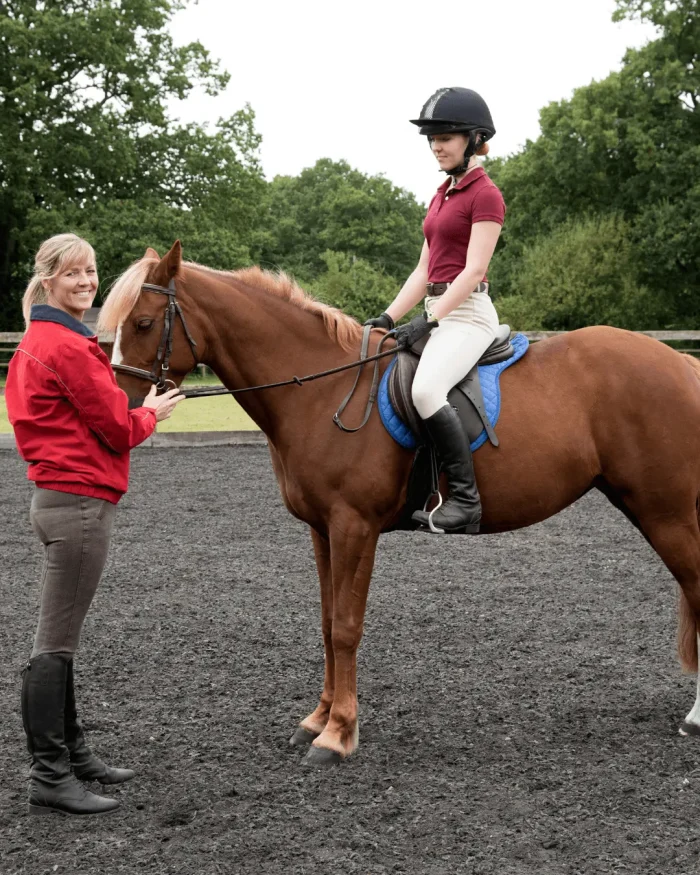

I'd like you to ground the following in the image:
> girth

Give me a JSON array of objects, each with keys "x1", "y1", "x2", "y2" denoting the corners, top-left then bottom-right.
[{"x1": 388, "y1": 324, "x2": 514, "y2": 448}]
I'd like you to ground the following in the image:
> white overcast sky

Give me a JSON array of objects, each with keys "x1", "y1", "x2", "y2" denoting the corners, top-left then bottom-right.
[{"x1": 168, "y1": 0, "x2": 658, "y2": 206}]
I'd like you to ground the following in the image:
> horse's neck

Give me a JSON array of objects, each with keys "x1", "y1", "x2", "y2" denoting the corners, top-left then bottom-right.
[{"x1": 195, "y1": 279, "x2": 351, "y2": 438}]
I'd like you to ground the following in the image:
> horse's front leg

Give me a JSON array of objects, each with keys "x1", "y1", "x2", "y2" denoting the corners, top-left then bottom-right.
[
  {"x1": 289, "y1": 528, "x2": 334, "y2": 747},
  {"x1": 303, "y1": 512, "x2": 379, "y2": 766}
]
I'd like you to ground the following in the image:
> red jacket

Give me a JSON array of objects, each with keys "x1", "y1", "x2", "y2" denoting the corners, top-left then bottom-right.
[{"x1": 6, "y1": 306, "x2": 157, "y2": 503}]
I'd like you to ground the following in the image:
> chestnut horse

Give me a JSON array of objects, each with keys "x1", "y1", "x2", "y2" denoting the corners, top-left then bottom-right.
[{"x1": 100, "y1": 241, "x2": 700, "y2": 765}]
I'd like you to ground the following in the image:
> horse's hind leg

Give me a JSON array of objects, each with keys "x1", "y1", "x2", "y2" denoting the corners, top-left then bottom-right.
[
  {"x1": 290, "y1": 528, "x2": 334, "y2": 748},
  {"x1": 633, "y1": 507, "x2": 700, "y2": 734}
]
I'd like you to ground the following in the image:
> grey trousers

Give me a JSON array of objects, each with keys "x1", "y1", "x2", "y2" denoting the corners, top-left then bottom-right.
[{"x1": 29, "y1": 487, "x2": 116, "y2": 657}]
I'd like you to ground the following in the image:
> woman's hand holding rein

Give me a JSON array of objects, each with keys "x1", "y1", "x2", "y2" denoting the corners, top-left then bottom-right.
[{"x1": 142, "y1": 385, "x2": 185, "y2": 422}]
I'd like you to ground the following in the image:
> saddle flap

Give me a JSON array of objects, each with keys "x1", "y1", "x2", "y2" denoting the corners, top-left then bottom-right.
[
  {"x1": 454, "y1": 368, "x2": 499, "y2": 447},
  {"x1": 388, "y1": 352, "x2": 424, "y2": 441}
]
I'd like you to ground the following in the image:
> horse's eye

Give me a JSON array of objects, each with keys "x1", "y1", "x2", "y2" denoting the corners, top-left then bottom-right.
[{"x1": 137, "y1": 318, "x2": 154, "y2": 332}]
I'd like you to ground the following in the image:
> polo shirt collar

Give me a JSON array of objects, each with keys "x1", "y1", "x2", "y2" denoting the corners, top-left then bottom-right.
[
  {"x1": 438, "y1": 166, "x2": 486, "y2": 194},
  {"x1": 30, "y1": 304, "x2": 94, "y2": 337}
]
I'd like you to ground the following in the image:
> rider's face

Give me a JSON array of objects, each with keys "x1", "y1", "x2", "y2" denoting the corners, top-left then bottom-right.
[
  {"x1": 430, "y1": 132, "x2": 469, "y2": 171},
  {"x1": 43, "y1": 260, "x2": 99, "y2": 321}
]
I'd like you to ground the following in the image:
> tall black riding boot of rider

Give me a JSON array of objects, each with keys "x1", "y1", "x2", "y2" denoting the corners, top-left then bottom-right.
[
  {"x1": 21, "y1": 653, "x2": 119, "y2": 816},
  {"x1": 412, "y1": 404, "x2": 481, "y2": 534},
  {"x1": 65, "y1": 659, "x2": 135, "y2": 786}
]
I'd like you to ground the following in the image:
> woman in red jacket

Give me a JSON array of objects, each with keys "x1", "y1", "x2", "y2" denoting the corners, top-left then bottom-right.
[{"x1": 6, "y1": 233, "x2": 183, "y2": 817}]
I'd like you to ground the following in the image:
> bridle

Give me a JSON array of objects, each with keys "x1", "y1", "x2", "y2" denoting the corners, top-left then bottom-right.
[{"x1": 111, "y1": 279, "x2": 199, "y2": 390}]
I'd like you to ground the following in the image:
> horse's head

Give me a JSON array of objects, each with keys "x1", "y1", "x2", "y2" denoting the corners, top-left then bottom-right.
[{"x1": 100, "y1": 241, "x2": 201, "y2": 399}]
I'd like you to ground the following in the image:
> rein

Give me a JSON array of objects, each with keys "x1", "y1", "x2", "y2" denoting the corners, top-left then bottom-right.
[{"x1": 112, "y1": 280, "x2": 398, "y2": 432}]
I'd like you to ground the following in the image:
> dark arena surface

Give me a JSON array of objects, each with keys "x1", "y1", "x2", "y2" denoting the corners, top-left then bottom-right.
[{"x1": 1, "y1": 445, "x2": 699, "y2": 874}]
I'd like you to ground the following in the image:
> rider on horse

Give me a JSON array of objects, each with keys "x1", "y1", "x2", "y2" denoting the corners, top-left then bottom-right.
[{"x1": 365, "y1": 87, "x2": 505, "y2": 535}]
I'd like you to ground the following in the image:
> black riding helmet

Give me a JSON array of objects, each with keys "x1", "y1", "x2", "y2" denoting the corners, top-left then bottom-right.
[{"x1": 410, "y1": 87, "x2": 496, "y2": 175}]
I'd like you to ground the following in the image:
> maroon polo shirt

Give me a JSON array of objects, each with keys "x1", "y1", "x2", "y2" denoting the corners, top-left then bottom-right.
[{"x1": 423, "y1": 166, "x2": 506, "y2": 283}]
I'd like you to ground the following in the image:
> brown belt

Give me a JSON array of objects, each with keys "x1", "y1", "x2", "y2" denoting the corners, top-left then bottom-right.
[{"x1": 426, "y1": 281, "x2": 489, "y2": 296}]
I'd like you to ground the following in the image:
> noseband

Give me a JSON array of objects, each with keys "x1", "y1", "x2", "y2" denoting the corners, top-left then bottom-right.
[{"x1": 111, "y1": 279, "x2": 198, "y2": 389}]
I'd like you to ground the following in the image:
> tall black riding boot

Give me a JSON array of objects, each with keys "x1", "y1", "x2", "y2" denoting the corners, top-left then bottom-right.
[
  {"x1": 65, "y1": 659, "x2": 135, "y2": 786},
  {"x1": 21, "y1": 653, "x2": 119, "y2": 816},
  {"x1": 412, "y1": 404, "x2": 481, "y2": 534}
]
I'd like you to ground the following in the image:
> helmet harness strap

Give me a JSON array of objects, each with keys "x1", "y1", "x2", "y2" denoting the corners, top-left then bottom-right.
[{"x1": 428, "y1": 130, "x2": 482, "y2": 177}]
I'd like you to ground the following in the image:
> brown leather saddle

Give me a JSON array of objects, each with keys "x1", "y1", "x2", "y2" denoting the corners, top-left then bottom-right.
[{"x1": 388, "y1": 323, "x2": 514, "y2": 448}]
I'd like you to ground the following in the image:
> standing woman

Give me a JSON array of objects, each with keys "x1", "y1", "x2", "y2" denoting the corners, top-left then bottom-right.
[
  {"x1": 6, "y1": 233, "x2": 183, "y2": 816},
  {"x1": 365, "y1": 87, "x2": 505, "y2": 534}
]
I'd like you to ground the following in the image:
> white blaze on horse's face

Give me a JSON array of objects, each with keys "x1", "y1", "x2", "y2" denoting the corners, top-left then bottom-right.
[{"x1": 112, "y1": 324, "x2": 123, "y2": 366}]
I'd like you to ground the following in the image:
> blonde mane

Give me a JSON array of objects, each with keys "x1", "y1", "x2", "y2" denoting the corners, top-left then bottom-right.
[
  {"x1": 98, "y1": 258, "x2": 364, "y2": 352},
  {"x1": 97, "y1": 255, "x2": 159, "y2": 333}
]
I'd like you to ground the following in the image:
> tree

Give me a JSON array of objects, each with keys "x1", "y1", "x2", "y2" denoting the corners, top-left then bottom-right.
[
  {"x1": 488, "y1": 0, "x2": 700, "y2": 326},
  {"x1": 256, "y1": 159, "x2": 425, "y2": 284},
  {"x1": 0, "y1": 1, "x2": 264, "y2": 328},
  {"x1": 308, "y1": 250, "x2": 399, "y2": 324},
  {"x1": 495, "y1": 214, "x2": 663, "y2": 330}
]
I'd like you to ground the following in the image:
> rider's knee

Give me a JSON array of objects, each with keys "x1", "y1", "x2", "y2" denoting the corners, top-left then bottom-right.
[{"x1": 412, "y1": 379, "x2": 444, "y2": 420}]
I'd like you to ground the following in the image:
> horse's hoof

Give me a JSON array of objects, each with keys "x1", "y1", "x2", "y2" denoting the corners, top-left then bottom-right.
[
  {"x1": 679, "y1": 721, "x2": 700, "y2": 737},
  {"x1": 289, "y1": 726, "x2": 318, "y2": 747},
  {"x1": 301, "y1": 745, "x2": 343, "y2": 767}
]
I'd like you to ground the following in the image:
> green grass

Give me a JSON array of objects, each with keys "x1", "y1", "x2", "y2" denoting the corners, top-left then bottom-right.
[
  {"x1": 0, "y1": 374, "x2": 259, "y2": 434},
  {"x1": 158, "y1": 373, "x2": 258, "y2": 432},
  {"x1": 0, "y1": 399, "x2": 10, "y2": 434},
  {"x1": 158, "y1": 395, "x2": 257, "y2": 432}
]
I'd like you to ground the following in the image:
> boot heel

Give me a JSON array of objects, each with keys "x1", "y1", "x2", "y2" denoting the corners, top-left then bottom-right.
[
  {"x1": 29, "y1": 804, "x2": 66, "y2": 817},
  {"x1": 427, "y1": 523, "x2": 480, "y2": 535},
  {"x1": 451, "y1": 522, "x2": 480, "y2": 534}
]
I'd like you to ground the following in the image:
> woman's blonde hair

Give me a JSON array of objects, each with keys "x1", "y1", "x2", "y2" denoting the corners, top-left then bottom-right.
[{"x1": 22, "y1": 233, "x2": 96, "y2": 325}]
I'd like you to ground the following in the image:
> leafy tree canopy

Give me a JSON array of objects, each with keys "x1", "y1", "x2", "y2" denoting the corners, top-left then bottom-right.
[
  {"x1": 488, "y1": 0, "x2": 700, "y2": 326},
  {"x1": 495, "y1": 214, "x2": 666, "y2": 330},
  {"x1": 0, "y1": 0, "x2": 264, "y2": 327},
  {"x1": 308, "y1": 250, "x2": 399, "y2": 324},
  {"x1": 256, "y1": 159, "x2": 425, "y2": 285}
]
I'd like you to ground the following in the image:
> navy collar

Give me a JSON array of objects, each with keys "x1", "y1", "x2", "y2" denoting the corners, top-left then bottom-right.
[{"x1": 31, "y1": 304, "x2": 94, "y2": 337}]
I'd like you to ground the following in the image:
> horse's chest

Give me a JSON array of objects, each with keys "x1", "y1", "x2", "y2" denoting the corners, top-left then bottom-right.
[{"x1": 269, "y1": 451, "x2": 323, "y2": 526}]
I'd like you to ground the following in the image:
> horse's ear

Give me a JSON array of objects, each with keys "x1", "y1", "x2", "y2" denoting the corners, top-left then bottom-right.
[
  {"x1": 144, "y1": 247, "x2": 160, "y2": 260},
  {"x1": 164, "y1": 240, "x2": 182, "y2": 279},
  {"x1": 151, "y1": 241, "x2": 182, "y2": 286}
]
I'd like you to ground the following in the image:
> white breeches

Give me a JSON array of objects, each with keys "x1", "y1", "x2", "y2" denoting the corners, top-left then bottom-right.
[{"x1": 411, "y1": 291, "x2": 500, "y2": 420}]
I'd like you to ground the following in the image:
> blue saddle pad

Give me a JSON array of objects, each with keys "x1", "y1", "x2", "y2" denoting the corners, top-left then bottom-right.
[{"x1": 378, "y1": 332, "x2": 530, "y2": 452}]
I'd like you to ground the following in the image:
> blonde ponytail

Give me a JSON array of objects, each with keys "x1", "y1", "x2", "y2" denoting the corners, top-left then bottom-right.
[
  {"x1": 22, "y1": 233, "x2": 96, "y2": 327},
  {"x1": 22, "y1": 276, "x2": 48, "y2": 325}
]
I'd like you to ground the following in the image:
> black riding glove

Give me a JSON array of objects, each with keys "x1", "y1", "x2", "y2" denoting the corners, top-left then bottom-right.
[
  {"x1": 363, "y1": 312, "x2": 395, "y2": 331},
  {"x1": 393, "y1": 312, "x2": 438, "y2": 349}
]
